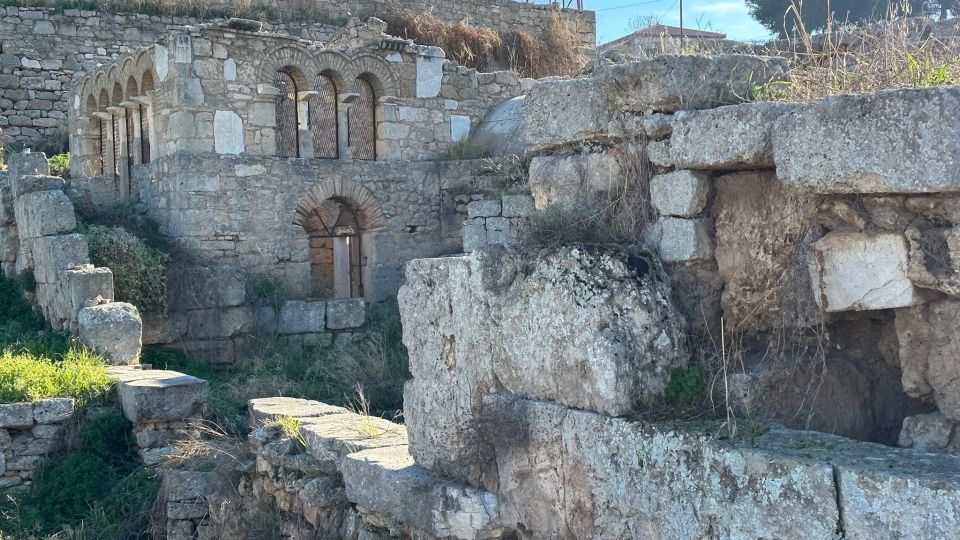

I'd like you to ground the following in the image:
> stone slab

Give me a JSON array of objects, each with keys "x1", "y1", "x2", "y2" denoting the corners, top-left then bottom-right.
[{"x1": 117, "y1": 369, "x2": 209, "y2": 423}]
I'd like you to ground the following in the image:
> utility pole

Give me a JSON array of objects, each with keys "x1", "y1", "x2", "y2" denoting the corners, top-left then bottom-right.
[{"x1": 679, "y1": 0, "x2": 685, "y2": 46}]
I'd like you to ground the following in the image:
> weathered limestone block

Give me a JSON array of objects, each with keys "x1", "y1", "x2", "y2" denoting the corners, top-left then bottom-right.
[
  {"x1": 897, "y1": 299, "x2": 960, "y2": 421},
  {"x1": 899, "y1": 412, "x2": 960, "y2": 455},
  {"x1": 6, "y1": 152, "x2": 49, "y2": 188},
  {"x1": 78, "y1": 302, "x2": 143, "y2": 365},
  {"x1": 64, "y1": 265, "x2": 114, "y2": 320},
  {"x1": 0, "y1": 225, "x2": 18, "y2": 261},
  {"x1": 809, "y1": 232, "x2": 924, "y2": 312},
  {"x1": 299, "y1": 413, "x2": 407, "y2": 465},
  {"x1": 528, "y1": 149, "x2": 626, "y2": 209},
  {"x1": 467, "y1": 200, "x2": 501, "y2": 219},
  {"x1": 11, "y1": 175, "x2": 65, "y2": 198},
  {"x1": 648, "y1": 217, "x2": 713, "y2": 262},
  {"x1": 168, "y1": 265, "x2": 246, "y2": 310},
  {"x1": 325, "y1": 298, "x2": 365, "y2": 330},
  {"x1": 31, "y1": 233, "x2": 89, "y2": 284},
  {"x1": 773, "y1": 87, "x2": 960, "y2": 193},
  {"x1": 593, "y1": 55, "x2": 789, "y2": 113},
  {"x1": 905, "y1": 225, "x2": 960, "y2": 298},
  {"x1": 32, "y1": 398, "x2": 74, "y2": 425},
  {"x1": 0, "y1": 403, "x2": 34, "y2": 429},
  {"x1": 341, "y1": 446, "x2": 505, "y2": 540},
  {"x1": 669, "y1": 102, "x2": 798, "y2": 169},
  {"x1": 248, "y1": 397, "x2": 347, "y2": 427},
  {"x1": 13, "y1": 190, "x2": 76, "y2": 239},
  {"x1": 0, "y1": 179, "x2": 15, "y2": 225},
  {"x1": 500, "y1": 195, "x2": 534, "y2": 218},
  {"x1": 114, "y1": 368, "x2": 210, "y2": 423},
  {"x1": 714, "y1": 171, "x2": 818, "y2": 332},
  {"x1": 399, "y1": 245, "x2": 688, "y2": 484},
  {"x1": 278, "y1": 300, "x2": 325, "y2": 335},
  {"x1": 649, "y1": 170, "x2": 710, "y2": 217},
  {"x1": 524, "y1": 77, "x2": 618, "y2": 151},
  {"x1": 474, "y1": 96, "x2": 526, "y2": 157}
]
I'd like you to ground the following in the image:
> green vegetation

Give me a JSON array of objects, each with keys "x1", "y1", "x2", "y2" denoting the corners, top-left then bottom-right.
[
  {"x1": 149, "y1": 302, "x2": 410, "y2": 435},
  {"x1": 47, "y1": 153, "x2": 70, "y2": 179},
  {"x1": 0, "y1": 412, "x2": 160, "y2": 539},
  {"x1": 84, "y1": 225, "x2": 170, "y2": 312},
  {"x1": 273, "y1": 415, "x2": 306, "y2": 450},
  {"x1": 0, "y1": 348, "x2": 113, "y2": 404},
  {"x1": 253, "y1": 278, "x2": 288, "y2": 313},
  {"x1": 665, "y1": 365, "x2": 706, "y2": 406},
  {"x1": 446, "y1": 139, "x2": 491, "y2": 161}
]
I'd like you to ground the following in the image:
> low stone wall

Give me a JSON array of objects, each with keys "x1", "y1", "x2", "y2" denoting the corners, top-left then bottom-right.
[{"x1": 0, "y1": 398, "x2": 76, "y2": 491}]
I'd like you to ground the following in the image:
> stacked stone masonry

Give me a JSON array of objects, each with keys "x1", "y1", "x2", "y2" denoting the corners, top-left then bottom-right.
[
  {"x1": 1, "y1": 2, "x2": 590, "y2": 147},
  {"x1": 0, "y1": 398, "x2": 75, "y2": 491},
  {"x1": 461, "y1": 194, "x2": 534, "y2": 252}
]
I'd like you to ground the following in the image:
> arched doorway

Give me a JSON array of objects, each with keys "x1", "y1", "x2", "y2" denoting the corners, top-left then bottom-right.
[{"x1": 300, "y1": 197, "x2": 363, "y2": 298}]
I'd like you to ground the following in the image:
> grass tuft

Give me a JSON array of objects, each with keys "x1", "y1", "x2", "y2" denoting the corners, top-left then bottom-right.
[{"x1": 84, "y1": 225, "x2": 170, "y2": 312}]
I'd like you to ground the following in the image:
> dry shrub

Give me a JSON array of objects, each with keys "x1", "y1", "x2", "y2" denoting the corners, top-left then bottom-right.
[
  {"x1": 382, "y1": 9, "x2": 583, "y2": 78},
  {"x1": 382, "y1": 10, "x2": 501, "y2": 69},
  {"x1": 757, "y1": 4, "x2": 960, "y2": 100}
]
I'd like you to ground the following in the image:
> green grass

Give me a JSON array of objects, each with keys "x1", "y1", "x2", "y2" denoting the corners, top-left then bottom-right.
[
  {"x1": 47, "y1": 152, "x2": 70, "y2": 179},
  {"x1": 147, "y1": 302, "x2": 410, "y2": 435},
  {"x1": 0, "y1": 348, "x2": 113, "y2": 404},
  {"x1": 272, "y1": 415, "x2": 306, "y2": 450}
]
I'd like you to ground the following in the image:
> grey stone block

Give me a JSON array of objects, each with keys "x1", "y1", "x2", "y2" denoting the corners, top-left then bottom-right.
[
  {"x1": 116, "y1": 369, "x2": 209, "y2": 423},
  {"x1": 278, "y1": 300, "x2": 325, "y2": 335},
  {"x1": 31, "y1": 233, "x2": 89, "y2": 284},
  {"x1": 33, "y1": 398, "x2": 75, "y2": 424},
  {"x1": 651, "y1": 217, "x2": 714, "y2": 263},
  {"x1": 13, "y1": 190, "x2": 76, "y2": 239},
  {"x1": 79, "y1": 302, "x2": 143, "y2": 365},
  {"x1": 650, "y1": 170, "x2": 711, "y2": 217},
  {"x1": 467, "y1": 199, "x2": 501, "y2": 219},
  {"x1": 501, "y1": 195, "x2": 535, "y2": 218},
  {"x1": 325, "y1": 298, "x2": 365, "y2": 330},
  {"x1": 0, "y1": 403, "x2": 34, "y2": 429}
]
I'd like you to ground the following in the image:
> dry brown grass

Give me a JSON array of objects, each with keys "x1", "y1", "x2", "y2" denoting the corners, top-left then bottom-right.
[
  {"x1": 756, "y1": 5, "x2": 960, "y2": 101},
  {"x1": 381, "y1": 9, "x2": 584, "y2": 78}
]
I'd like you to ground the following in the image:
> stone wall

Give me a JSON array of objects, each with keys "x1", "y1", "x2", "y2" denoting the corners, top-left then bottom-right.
[
  {"x1": 461, "y1": 194, "x2": 534, "y2": 252},
  {"x1": 520, "y1": 56, "x2": 960, "y2": 449},
  {"x1": 0, "y1": 6, "x2": 344, "y2": 147},
  {"x1": 0, "y1": 151, "x2": 144, "y2": 365},
  {"x1": 0, "y1": 398, "x2": 76, "y2": 491}
]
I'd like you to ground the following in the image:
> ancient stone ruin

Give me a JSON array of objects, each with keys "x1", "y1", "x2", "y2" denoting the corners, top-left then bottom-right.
[{"x1": 3, "y1": 0, "x2": 960, "y2": 538}]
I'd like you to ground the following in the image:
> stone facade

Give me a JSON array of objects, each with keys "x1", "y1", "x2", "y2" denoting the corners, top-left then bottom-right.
[
  {"x1": 461, "y1": 194, "x2": 534, "y2": 252},
  {"x1": 0, "y1": 398, "x2": 76, "y2": 491},
  {"x1": 1, "y1": 1, "x2": 590, "y2": 147}
]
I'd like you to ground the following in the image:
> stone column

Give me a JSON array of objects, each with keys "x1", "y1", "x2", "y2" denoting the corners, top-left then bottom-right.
[
  {"x1": 333, "y1": 236, "x2": 352, "y2": 299},
  {"x1": 93, "y1": 112, "x2": 115, "y2": 180},
  {"x1": 71, "y1": 117, "x2": 102, "y2": 178},
  {"x1": 337, "y1": 93, "x2": 359, "y2": 160},
  {"x1": 106, "y1": 106, "x2": 130, "y2": 198},
  {"x1": 297, "y1": 90, "x2": 317, "y2": 159}
]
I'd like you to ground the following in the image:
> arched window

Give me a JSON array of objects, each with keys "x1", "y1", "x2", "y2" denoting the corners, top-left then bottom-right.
[
  {"x1": 125, "y1": 76, "x2": 138, "y2": 174},
  {"x1": 310, "y1": 73, "x2": 338, "y2": 159},
  {"x1": 98, "y1": 89, "x2": 110, "y2": 177},
  {"x1": 86, "y1": 95, "x2": 103, "y2": 175},
  {"x1": 111, "y1": 82, "x2": 123, "y2": 180},
  {"x1": 300, "y1": 197, "x2": 363, "y2": 298},
  {"x1": 274, "y1": 70, "x2": 300, "y2": 158},
  {"x1": 349, "y1": 77, "x2": 376, "y2": 161},
  {"x1": 140, "y1": 71, "x2": 154, "y2": 164}
]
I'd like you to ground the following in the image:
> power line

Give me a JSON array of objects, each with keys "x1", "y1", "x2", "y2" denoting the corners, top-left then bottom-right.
[{"x1": 595, "y1": 0, "x2": 665, "y2": 12}]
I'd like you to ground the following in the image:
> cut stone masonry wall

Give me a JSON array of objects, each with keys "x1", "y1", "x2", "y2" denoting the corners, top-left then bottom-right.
[
  {"x1": 0, "y1": 398, "x2": 76, "y2": 491},
  {"x1": 461, "y1": 194, "x2": 534, "y2": 252}
]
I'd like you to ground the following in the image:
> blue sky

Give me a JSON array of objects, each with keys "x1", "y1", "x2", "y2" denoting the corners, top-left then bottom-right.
[{"x1": 589, "y1": 0, "x2": 776, "y2": 44}]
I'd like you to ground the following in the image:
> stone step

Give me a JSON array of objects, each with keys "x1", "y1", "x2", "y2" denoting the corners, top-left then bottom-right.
[
  {"x1": 341, "y1": 445, "x2": 505, "y2": 540},
  {"x1": 248, "y1": 397, "x2": 348, "y2": 427}
]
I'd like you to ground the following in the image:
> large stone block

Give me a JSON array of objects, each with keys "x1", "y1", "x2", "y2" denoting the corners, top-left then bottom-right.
[
  {"x1": 0, "y1": 225, "x2": 18, "y2": 261},
  {"x1": 78, "y1": 302, "x2": 143, "y2": 365},
  {"x1": 11, "y1": 175, "x2": 65, "y2": 198},
  {"x1": 649, "y1": 170, "x2": 710, "y2": 217},
  {"x1": 899, "y1": 412, "x2": 960, "y2": 455},
  {"x1": 325, "y1": 298, "x2": 364, "y2": 330},
  {"x1": 341, "y1": 446, "x2": 505, "y2": 540},
  {"x1": 897, "y1": 299, "x2": 960, "y2": 422},
  {"x1": 6, "y1": 151, "x2": 49, "y2": 185},
  {"x1": 525, "y1": 77, "x2": 618, "y2": 152},
  {"x1": 592, "y1": 55, "x2": 789, "y2": 113},
  {"x1": 168, "y1": 265, "x2": 246, "y2": 310},
  {"x1": 773, "y1": 87, "x2": 960, "y2": 193},
  {"x1": 248, "y1": 397, "x2": 348, "y2": 428},
  {"x1": 13, "y1": 190, "x2": 76, "y2": 239},
  {"x1": 809, "y1": 232, "x2": 923, "y2": 312},
  {"x1": 299, "y1": 412, "x2": 407, "y2": 464},
  {"x1": 668, "y1": 102, "x2": 798, "y2": 169},
  {"x1": 278, "y1": 300, "x2": 325, "y2": 335},
  {"x1": 0, "y1": 403, "x2": 34, "y2": 429},
  {"x1": 714, "y1": 171, "x2": 818, "y2": 332},
  {"x1": 63, "y1": 265, "x2": 114, "y2": 320},
  {"x1": 528, "y1": 149, "x2": 626, "y2": 209},
  {"x1": 399, "y1": 246, "x2": 688, "y2": 484},
  {"x1": 33, "y1": 398, "x2": 74, "y2": 424},
  {"x1": 31, "y1": 233, "x2": 89, "y2": 284},
  {"x1": 114, "y1": 368, "x2": 210, "y2": 423},
  {"x1": 649, "y1": 217, "x2": 713, "y2": 262},
  {"x1": 905, "y1": 225, "x2": 960, "y2": 298},
  {"x1": 0, "y1": 178, "x2": 14, "y2": 225}
]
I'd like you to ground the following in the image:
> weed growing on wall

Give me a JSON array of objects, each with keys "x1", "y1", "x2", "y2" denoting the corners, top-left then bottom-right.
[
  {"x1": 46, "y1": 153, "x2": 70, "y2": 179},
  {"x1": 84, "y1": 225, "x2": 170, "y2": 312}
]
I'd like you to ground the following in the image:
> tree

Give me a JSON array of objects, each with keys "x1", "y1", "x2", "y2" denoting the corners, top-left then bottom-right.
[{"x1": 746, "y1": 0, "x2": 953, "y2": 37}]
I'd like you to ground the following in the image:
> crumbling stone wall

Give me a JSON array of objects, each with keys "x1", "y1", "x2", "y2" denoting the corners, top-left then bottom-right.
[{"x1": 0, "y1": 398, "x2": 76, "y2": 491}]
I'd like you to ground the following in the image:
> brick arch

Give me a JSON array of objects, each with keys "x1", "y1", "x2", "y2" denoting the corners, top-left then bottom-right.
[
  {"x1": 259, "y1": 45, "x2": 315, "y2": 89},
  {"x1": 294, "y1": 179, "x2": 388, "y2": 232},
  {"x1": 311, "y1": 50, "x2": 352, "y2": 91},
  {"x1": 125, "y1": 74, "x2": 139, "y2": 98},
  {"x1": 348, "y1": 54, "x2": 401, "y2": 97}
]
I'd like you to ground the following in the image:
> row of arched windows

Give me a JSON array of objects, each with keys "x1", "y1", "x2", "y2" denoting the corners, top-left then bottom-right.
[
  {"x1": 83, "y1": 71, "x2": 154, "y2": 180},
  {"x1": 274, "y1": 69, "x2": 378, "y2": 160}
]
